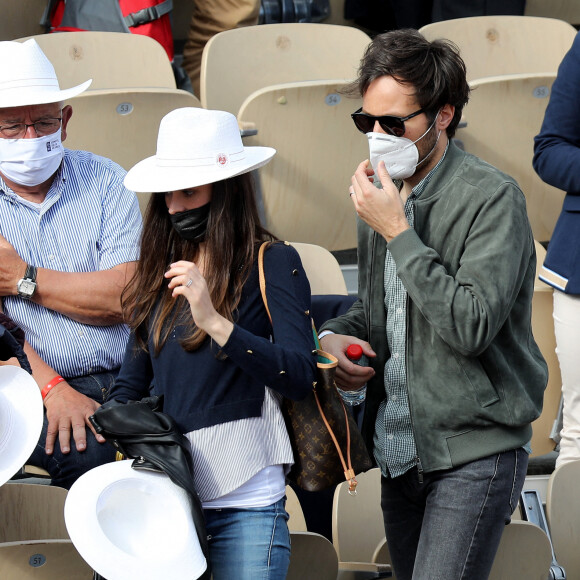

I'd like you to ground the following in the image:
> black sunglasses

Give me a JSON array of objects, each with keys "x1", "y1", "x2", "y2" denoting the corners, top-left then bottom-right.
[{"x1": 351, "y1": 107, "x2": 425, "y2": 136}]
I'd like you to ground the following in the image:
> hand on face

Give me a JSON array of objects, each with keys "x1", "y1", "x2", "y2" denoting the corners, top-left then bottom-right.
[{"x1": 349, "y1": 160, "x2": 410, "y2": 243}]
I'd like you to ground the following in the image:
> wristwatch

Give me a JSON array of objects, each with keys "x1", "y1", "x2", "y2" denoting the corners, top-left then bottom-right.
[{"x1": 17, "y1": 264, "x2": 37, "y2": 299}]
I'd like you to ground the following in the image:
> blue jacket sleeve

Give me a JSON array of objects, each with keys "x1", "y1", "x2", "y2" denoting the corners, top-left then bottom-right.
[
  {"x1": 219, "y1": 243, "x2": 317, "y2": 400},
  {"x1": 533, "y1": 31, "x2": 580, "y2": 194}
]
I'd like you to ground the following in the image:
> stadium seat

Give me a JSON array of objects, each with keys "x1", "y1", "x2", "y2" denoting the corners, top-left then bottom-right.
[
  {"x1": 546, "y1": 459, "x2": 580, "y2": 579},
  {"x1": 525, "y1": 0, "x2": 580, "y2": 26},
  {"x1": 200, "y1": 22, "x2": 370, "y2": 114},
  {"x1": 419, "y1": 16, "x2": 576, "y2": 83},
  {"x1": 0, "y1": 540, "x2": 93, "y2": 579},
  {"x1": 0, "y1": 483, "x2": 69, "y2": 543},
  {"x1": 290, "y1": 242, "x2": 348, "y2": 295},
  {"x1": 332, "y1": 467, "x2": 393, "y2": 578},
  {"x1": 456, "y1": 73, "x2": 564, "y2": 243},
  {"x1": 530, "y1": 241, "x2": 562, "y2": 458},
  {"x1": 488, "y1": 520, "x2": 552, "y2": 580},
  {"x1": 0, "y1": 0, "x2": 45, "y2": 40},
  {"x1": 16, "y1": 31, "x2": 177, "y2": 90},
  {"x1": 287, "y1": 531, "x2": 339, "y2": 580},
  {"x1": 238, "y1": 79, "x2": 366, "y2": 251}
]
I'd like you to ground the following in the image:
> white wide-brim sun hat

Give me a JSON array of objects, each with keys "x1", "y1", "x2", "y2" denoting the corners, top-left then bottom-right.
[
  {"x1": 0, "y1": 39, "x2": 91, "y2": 108},
  {"x1": 0, "y1": 365, "x2": 43, "y2": 487},
  {"x1": 64, "y1": 460, "x2": 207, "y2": 580},
  {"x1": 124, "y1": 107, "x2": 275, "y2": 192}
]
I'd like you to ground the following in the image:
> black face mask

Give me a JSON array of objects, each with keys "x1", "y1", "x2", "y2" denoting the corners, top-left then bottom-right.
[{"x1": 169, "y1": 202, "x2": 211, "y2": 242}]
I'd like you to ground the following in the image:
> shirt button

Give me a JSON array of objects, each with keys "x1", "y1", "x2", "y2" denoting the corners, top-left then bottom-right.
[
  {"x1": 393, "y1": 352, "x2": 400, "y2": 359},
  {"x1": 387, "y1": 434, "x2": 394, "y2": 440},
  {"x1": 396, "y1": 308, "x2": 403, "y2": 315},
  {"x1": 391, "y1": 394, "x2": 398, "y2": 401}
]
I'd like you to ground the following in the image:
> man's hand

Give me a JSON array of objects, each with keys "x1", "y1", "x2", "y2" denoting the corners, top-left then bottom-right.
[
  {"x1": 43, "y1": 382, "x2": 106, "y2": 455},
  {"x1": 320, "y1": 333, "x2": 375, "y2": 391},
  {"x1": 0, "y1": 233, "x2": 26, "y2": 296},
  {"x1": 350, "y1": 160, "x2": 410, "y2": 242}
]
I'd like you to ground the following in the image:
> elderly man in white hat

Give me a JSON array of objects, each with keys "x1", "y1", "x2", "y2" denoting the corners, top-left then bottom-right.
[{"x1": 0, "y1": 39, "x2": 141, "y2": 488}]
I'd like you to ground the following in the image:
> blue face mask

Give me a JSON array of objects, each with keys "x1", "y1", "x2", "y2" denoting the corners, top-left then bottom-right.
[{"x1": 169, "y1": 202, "x2": 211, "y2": 243}]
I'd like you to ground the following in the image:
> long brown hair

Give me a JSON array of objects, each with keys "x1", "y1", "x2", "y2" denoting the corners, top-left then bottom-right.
[{"x1": 122, "y1": 172, "x2": 275, "y2": 354}]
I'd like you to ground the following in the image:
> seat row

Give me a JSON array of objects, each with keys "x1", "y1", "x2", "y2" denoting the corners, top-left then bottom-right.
[
  {"x1": 0, "y1": 18, "x2": 575, "y2": 249},
  {"x1": 4, "y1": 459, "x2": 580, "y2": 579}
]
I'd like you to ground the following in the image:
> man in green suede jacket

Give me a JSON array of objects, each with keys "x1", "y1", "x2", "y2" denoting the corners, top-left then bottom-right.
[{"x1": 320, "y1": 29, "x2": 547, "y2": 580}]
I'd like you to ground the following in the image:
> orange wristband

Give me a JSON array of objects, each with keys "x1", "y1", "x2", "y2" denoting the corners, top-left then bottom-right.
[{"x1": 41, "y1": 375, "x2": 65, "y2": 400}]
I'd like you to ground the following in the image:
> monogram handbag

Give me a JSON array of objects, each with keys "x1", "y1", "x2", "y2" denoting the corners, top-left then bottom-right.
[{"x1": 258, "y1": 242, "x2": 372, "y2": 493}]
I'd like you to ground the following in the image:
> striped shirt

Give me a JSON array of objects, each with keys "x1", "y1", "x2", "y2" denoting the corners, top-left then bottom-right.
[
  {"x1": 186, "y1": 388, "x2": 293, "y2": 503},
  {"x1": 0, "y1": 149, "x2": 142, "y2": 378},
  {"x1": 374, "y1": 144, "x2": 448, "y2": 478}
]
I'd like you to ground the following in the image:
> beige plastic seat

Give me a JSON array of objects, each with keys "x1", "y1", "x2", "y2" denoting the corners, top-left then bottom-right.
[
  {"x1": 488, "y1": 521, "x2": 552, "y2": 580},
  {"x1": 525, "y1": 0, "x2": 580, "y2": 26},
  {"x1": 419, "y1": 16, "x2": 576, "y2": 83},
  {"x1": 200, "y1": 22, "x2": 370, "y2": 114},
  {"x1": 287, "y1": 531, "x2": 339, "y2": 580},
  {"x1": 290, "y1": 243, "x2": 348, "y2": 295},
  {"x1": 0, "y1": 539, "x2": 93, "y2": 579},
  {"x1": 63, "y1": 87, "x2": 201, "y2": 214},
  {"x1": 238, "y1": 80, "x2": 367, "y2": 251},
  {"x1": 332, "y1": 467, "x2": 392, "y2": 578},
  {"x1": 0, "y1": 483, "x2": 69, "y2": 542},
  {"x1": 0, "y1": 0, "x2": 45, "y2": 40},
  {"x1": 456, "y1": 73, "x2": 564, "y2": 244},
  {"x1": 529, "y1": 241, "x2": 562, "y2": 458},
  {"x1": 546, "y1": 459, "x2": 580, "y2": 579},
  {"x1": 285, "y1": 485, "x2": 308, "y2": 532},
  {"x1": 16, "y1": 31, "x2": 177, "y2": 90}
]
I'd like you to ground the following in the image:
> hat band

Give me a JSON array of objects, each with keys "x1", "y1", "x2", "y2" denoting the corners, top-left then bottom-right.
[
  {"x1": 0, "y1": 78, "x2": 61, "y2": 91},
  {"x1": 157, "y1": 149, "x2": 246, "y2": 169}
]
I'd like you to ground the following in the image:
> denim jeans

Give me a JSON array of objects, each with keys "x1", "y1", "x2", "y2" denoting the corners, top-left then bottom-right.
[
  {"x1": 380, "y1": 448, "x2": 528, "y2": 580},
  {"x1": 27, "y1": 371, "x2": 118, "y2": 489},
  {"x1": 204, "y1": 498, "x2": 291, "y2": 580}
]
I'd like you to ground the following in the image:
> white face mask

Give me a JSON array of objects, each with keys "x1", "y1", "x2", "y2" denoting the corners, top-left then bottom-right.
[
  {"x1": 0, "y1": 129, "x2": 64, "y2": 187},
  {"x1": 367, "y1": 114, "x2": 440, "y2": 180}
]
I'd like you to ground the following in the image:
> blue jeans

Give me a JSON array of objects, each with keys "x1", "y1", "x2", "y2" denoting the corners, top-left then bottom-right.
[
  {"x1": 27, "y1": 371, "x2": 118, "y2": 490},
  {"x1": 204, "y1": 498, "x2": 291, "y2": 580},
  {"x1": 381, "y1": 448, "x2": 528, "y2": 580}
]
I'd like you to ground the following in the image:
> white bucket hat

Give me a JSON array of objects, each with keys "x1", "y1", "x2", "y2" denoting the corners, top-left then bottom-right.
[
  {"x1": 124, "y1": 107, "x2": 276, "y2": 192},
  {"x1": 0, "y1": 365, "x2": 43, "y2": 487},
  {"x1": 0, "y1": 39, "x2": 92, "y2": 108},
  {"x1": 64, "y1": 460, "x2": 207, "y2": 580}
]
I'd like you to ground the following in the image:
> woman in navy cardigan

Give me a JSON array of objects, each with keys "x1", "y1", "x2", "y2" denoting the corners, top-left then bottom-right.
[
  {"x1": 533, "y1": 31, "x2": 580, "y2": 468},
  {"x1": 109, "y1": 107, "x2": 316, "y2": 579}
]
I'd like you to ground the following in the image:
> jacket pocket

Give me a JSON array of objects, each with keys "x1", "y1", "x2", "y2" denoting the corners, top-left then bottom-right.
[{"x1": 451, "y1": 351, "x2": 500, "y2": 407}]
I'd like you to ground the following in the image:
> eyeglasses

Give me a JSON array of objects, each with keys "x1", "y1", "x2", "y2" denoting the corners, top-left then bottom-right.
[
  {"x1": 0, "y1": 117, "x2": 62, "y2": 139},
  {"x1": 351, "y1": 107, "x2": 425, "y2": 137}
]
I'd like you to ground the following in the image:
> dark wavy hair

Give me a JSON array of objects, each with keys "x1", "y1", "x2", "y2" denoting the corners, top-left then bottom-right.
[
  {"x1": 122, "y1": 172, "x2": 276, "y2": 354},
  {"x1": 346, "y1": 29, "x2": 470, "y2": 138}
]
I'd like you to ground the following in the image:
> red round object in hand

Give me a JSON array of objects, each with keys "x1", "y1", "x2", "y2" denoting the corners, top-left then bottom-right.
[{"x1": 346, "y1": 344, "x2": 363, "y2": 361}]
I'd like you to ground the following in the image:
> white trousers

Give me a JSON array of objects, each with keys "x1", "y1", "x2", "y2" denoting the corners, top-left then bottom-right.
[{"x1": 553, "y1": 291, "x2": 580, "y2": 468}]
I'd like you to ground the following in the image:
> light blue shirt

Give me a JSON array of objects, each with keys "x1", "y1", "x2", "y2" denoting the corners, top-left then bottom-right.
[{"x1": 0, "y1": 149, "x2": 142, "y2": 378}]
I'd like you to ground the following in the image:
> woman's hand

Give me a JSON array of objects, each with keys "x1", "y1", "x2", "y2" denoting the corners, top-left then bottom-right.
[{"x1": 164, "y1": 260, "x2": 234, "y2": 345}]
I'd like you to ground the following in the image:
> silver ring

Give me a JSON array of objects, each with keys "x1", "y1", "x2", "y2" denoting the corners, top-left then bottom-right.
[{"x1": 186, "y1": 278, "x2": 193, "y2": 288}]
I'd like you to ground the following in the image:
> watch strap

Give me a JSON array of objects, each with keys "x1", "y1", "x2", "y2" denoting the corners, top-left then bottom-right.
[{"x1": 24, "y1": 264, "x2": 37, "y2": 282}]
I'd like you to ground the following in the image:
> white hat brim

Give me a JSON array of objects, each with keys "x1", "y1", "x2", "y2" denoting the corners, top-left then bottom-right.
[
  {"x1": 65, "y1": 460, "x2": 207, "y2": 580},
  {"x1": 124, "y1": 146, "x2": 276, "y2": 192},
  {"x1": 0, "y1": 366, "x2": 43, "y2": 487},
  {"x1": 0, "y1": 78, "x2": 93, "y2": 109}
]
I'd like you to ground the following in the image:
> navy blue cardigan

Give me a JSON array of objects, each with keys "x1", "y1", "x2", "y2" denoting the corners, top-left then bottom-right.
[
  {"x1": 108, "y1": 243, "x2": 317, "y2": 433},
  {"x1": 533, "y1": 31, "x2": 580, "y2": 294}
]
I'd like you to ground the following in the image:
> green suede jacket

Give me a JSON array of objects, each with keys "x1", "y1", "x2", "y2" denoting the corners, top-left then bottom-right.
[{"x1": 322, "y1": 142, "x2": 548, "y2": 474}]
